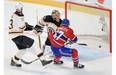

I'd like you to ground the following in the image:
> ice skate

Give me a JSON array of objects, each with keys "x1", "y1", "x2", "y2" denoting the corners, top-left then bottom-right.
[
  {"x1": 10, "y1": 58, "x2": 22, "y2": 67},
  {"x1": 54, "y1": 60, "x2": 63, "y2": 65},
  {"x1": 41, "y1": 60, "x2": 53, "y2": 66},
  {"x1": 74, "y1": 64, "x2": 84, "y2": 69}
]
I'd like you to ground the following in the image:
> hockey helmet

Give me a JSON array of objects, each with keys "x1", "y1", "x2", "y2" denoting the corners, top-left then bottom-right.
[
  {"x1": 52, "y1": 10, "x2": 60, "y2": 15},
  {"x1": 62, "y1": 19, "x2": 70, "y2": 26},
  {"x1": 51, "y1": 10, "x2": 60, "y2": 19},
  {"x1": 15, "y1": 3, "x2": 23, "y2": 11}
]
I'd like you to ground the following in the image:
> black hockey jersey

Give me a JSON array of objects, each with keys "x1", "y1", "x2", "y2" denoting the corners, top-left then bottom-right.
[{"x1": 43, "y1": 15, "x2": 62, "y2": 27}]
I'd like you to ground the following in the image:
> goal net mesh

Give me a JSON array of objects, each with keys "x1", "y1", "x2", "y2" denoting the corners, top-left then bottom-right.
[{"x1": 65, "y1": 1, "x2": 112, "y2": 53}]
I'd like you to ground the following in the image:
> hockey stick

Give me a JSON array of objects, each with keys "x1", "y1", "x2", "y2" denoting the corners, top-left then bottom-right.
[
  {"x1": 21, "y1": 58, "x2": 40, "y2": 64},
  {"x1": 36, "y1": 9, "x2": 41, "y2": 49},
  {"x1": 78, "y1": 43, "x2": 87, "y2": 46},
  {"x1": 65, "y1": 40, "x2": 87, "y2": 46},
  {"x1": 21, "y1": 51, "x2": 52, "y2": 64}
]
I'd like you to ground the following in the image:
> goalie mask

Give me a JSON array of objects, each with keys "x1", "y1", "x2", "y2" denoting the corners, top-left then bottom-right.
[
  {"x1": 15, "y1": 3, "x2": 23, "y2": 12},
  {"x1": 51, "y1": 10, "x2": 60, "y2": 20}
]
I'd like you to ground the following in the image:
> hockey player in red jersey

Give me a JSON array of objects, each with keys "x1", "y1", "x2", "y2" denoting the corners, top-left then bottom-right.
[{"x1": 48, "y1": 19, "x2": 84, "y2": 69}]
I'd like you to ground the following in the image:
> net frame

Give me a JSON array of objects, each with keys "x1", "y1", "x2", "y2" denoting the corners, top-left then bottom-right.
[{"x1": 65, "y1": 1, "x2": 112, "y2": 53}]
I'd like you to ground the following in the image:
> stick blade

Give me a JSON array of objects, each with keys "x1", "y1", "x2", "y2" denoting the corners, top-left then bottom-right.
[{"x1": 78, "y1": 43, "x2": 87, "y2": 46}]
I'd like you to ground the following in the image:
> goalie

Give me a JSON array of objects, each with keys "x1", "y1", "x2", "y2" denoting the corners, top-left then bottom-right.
[
  {"x1": 48, "y1": 19, "x2": 84, "y2": 69},
  {"x1": 35, "y1": 10, "x2": 62, "y2": 57}
]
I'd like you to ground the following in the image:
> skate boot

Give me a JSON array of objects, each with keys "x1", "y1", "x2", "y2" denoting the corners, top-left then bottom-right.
[
  {"x1": 10, "y1": 58, "x2": 22, "y2": 67},
  {"x1": 74, "y1": 64, "x2": 84, "y2": 69},
  {"x1": 41, "y1": 60, "x2": 53, "y2": 66},
  {"x1": 54, "y1": 60, "x2": 63, "y2": 65}
]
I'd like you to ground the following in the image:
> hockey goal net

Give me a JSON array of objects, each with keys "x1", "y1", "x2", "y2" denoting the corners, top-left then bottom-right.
[{"x1": 65, "y1": 1, "x2": 112, "y2": 53}]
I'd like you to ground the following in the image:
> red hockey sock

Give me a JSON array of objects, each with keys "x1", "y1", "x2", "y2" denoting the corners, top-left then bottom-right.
[
  {"x1": 72, "y1": 49, "x2": 79, "y2": 64},
  {"x1": 54, "y1": 56, "x2": 62, "y2": 63}
]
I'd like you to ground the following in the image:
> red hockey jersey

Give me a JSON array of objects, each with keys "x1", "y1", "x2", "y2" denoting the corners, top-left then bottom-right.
[{"x1": 48, "y1": 26, "x2": 78, "y2": 48}]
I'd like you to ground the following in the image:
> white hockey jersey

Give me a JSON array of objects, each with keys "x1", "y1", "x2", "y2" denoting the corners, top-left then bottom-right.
[{"x1": 9, "y1": 11, "x2": 25, "y2": 30}]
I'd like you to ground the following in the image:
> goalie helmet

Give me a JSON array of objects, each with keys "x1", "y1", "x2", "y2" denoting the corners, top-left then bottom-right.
[
  {"x1": 51, "y1": 10, "x2": 60, "y2": 19},
  {"x1": 15, "y1": 3, "x2": 23, "y2": 12},
  {"x1": 62, "y1": 19, "x2": 70, "y2": 26},
  {"x1": 51, "y1": 10, "x2": 60, "y2": 15}
]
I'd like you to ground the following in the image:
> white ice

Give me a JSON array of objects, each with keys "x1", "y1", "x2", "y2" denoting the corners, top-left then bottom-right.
[{"x1": 4, "y1": 1, "x2": 112, "y2": 75}]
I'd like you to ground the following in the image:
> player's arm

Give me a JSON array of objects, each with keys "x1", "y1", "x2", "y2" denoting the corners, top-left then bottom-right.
[
  {"x1": 38, "y1": 16, "x2": 52, "y2": 26},
  {"x1": 33, "y1": 24, "x2": 43, "y2": 34},
  {"x1": 68, "y1": 29, "x2": 78, "y2": 44},
  {"x1": 33, "y1": 16, "x2": 52, "y2": 34}
]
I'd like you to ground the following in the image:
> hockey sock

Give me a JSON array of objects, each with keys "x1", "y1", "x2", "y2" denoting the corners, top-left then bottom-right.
[
  {"x1": 72, "y1": 49, "x2": 79, "y2": 64},
  {"x1": 13, "y1": 50, "x2": 27, "y2": 62},
  {"x1": 12, "y1": 55, "x2": 20, "y2": 63}
]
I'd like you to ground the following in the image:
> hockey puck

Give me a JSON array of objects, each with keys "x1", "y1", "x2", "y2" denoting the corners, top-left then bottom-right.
[{"x1": 99, "y1": 45, "x2": 102, "y2": 48}]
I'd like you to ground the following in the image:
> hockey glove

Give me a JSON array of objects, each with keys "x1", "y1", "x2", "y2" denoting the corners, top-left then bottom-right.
[
  {"x1": 34, "y1": 25, "x2": 43, "y2": 33},
  {"x1": 24, "y1": 22, "x2": 34, "y2": 31}
]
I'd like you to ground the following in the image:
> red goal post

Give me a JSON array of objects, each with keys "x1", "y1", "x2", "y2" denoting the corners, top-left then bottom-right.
[{"x1": 65, "y1": 1, "x2": 112, "y2": 53}]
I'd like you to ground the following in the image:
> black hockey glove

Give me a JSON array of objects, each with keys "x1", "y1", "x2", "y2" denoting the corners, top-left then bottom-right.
[
  {"x1": 24, "y1": 22, "x2": 34, "y2": 31},
  {"x1": 34, "y1": 25, "x2": 43, "y2": 33}
]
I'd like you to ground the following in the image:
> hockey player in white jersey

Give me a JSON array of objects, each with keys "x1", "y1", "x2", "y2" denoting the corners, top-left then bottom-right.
[
  {"x1": 9, "y1": 3, "x2": 53, "y2": 67},
  {"x1": 10, "y1": 26, "x2": 52, "y2": 67},
  {"x1": 9, "y1": 3, "x2": 34, "y2": 34}
]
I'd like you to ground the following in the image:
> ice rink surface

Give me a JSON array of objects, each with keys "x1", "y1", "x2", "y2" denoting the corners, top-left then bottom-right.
[{"x1": 4, "y1": 1, "x2": 112, "y2": 75}]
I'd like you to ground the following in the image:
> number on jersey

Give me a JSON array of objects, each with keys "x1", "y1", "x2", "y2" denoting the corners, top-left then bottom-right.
[{"x1": 54, "y1": 31, "x2": 64, "y2": 40}]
